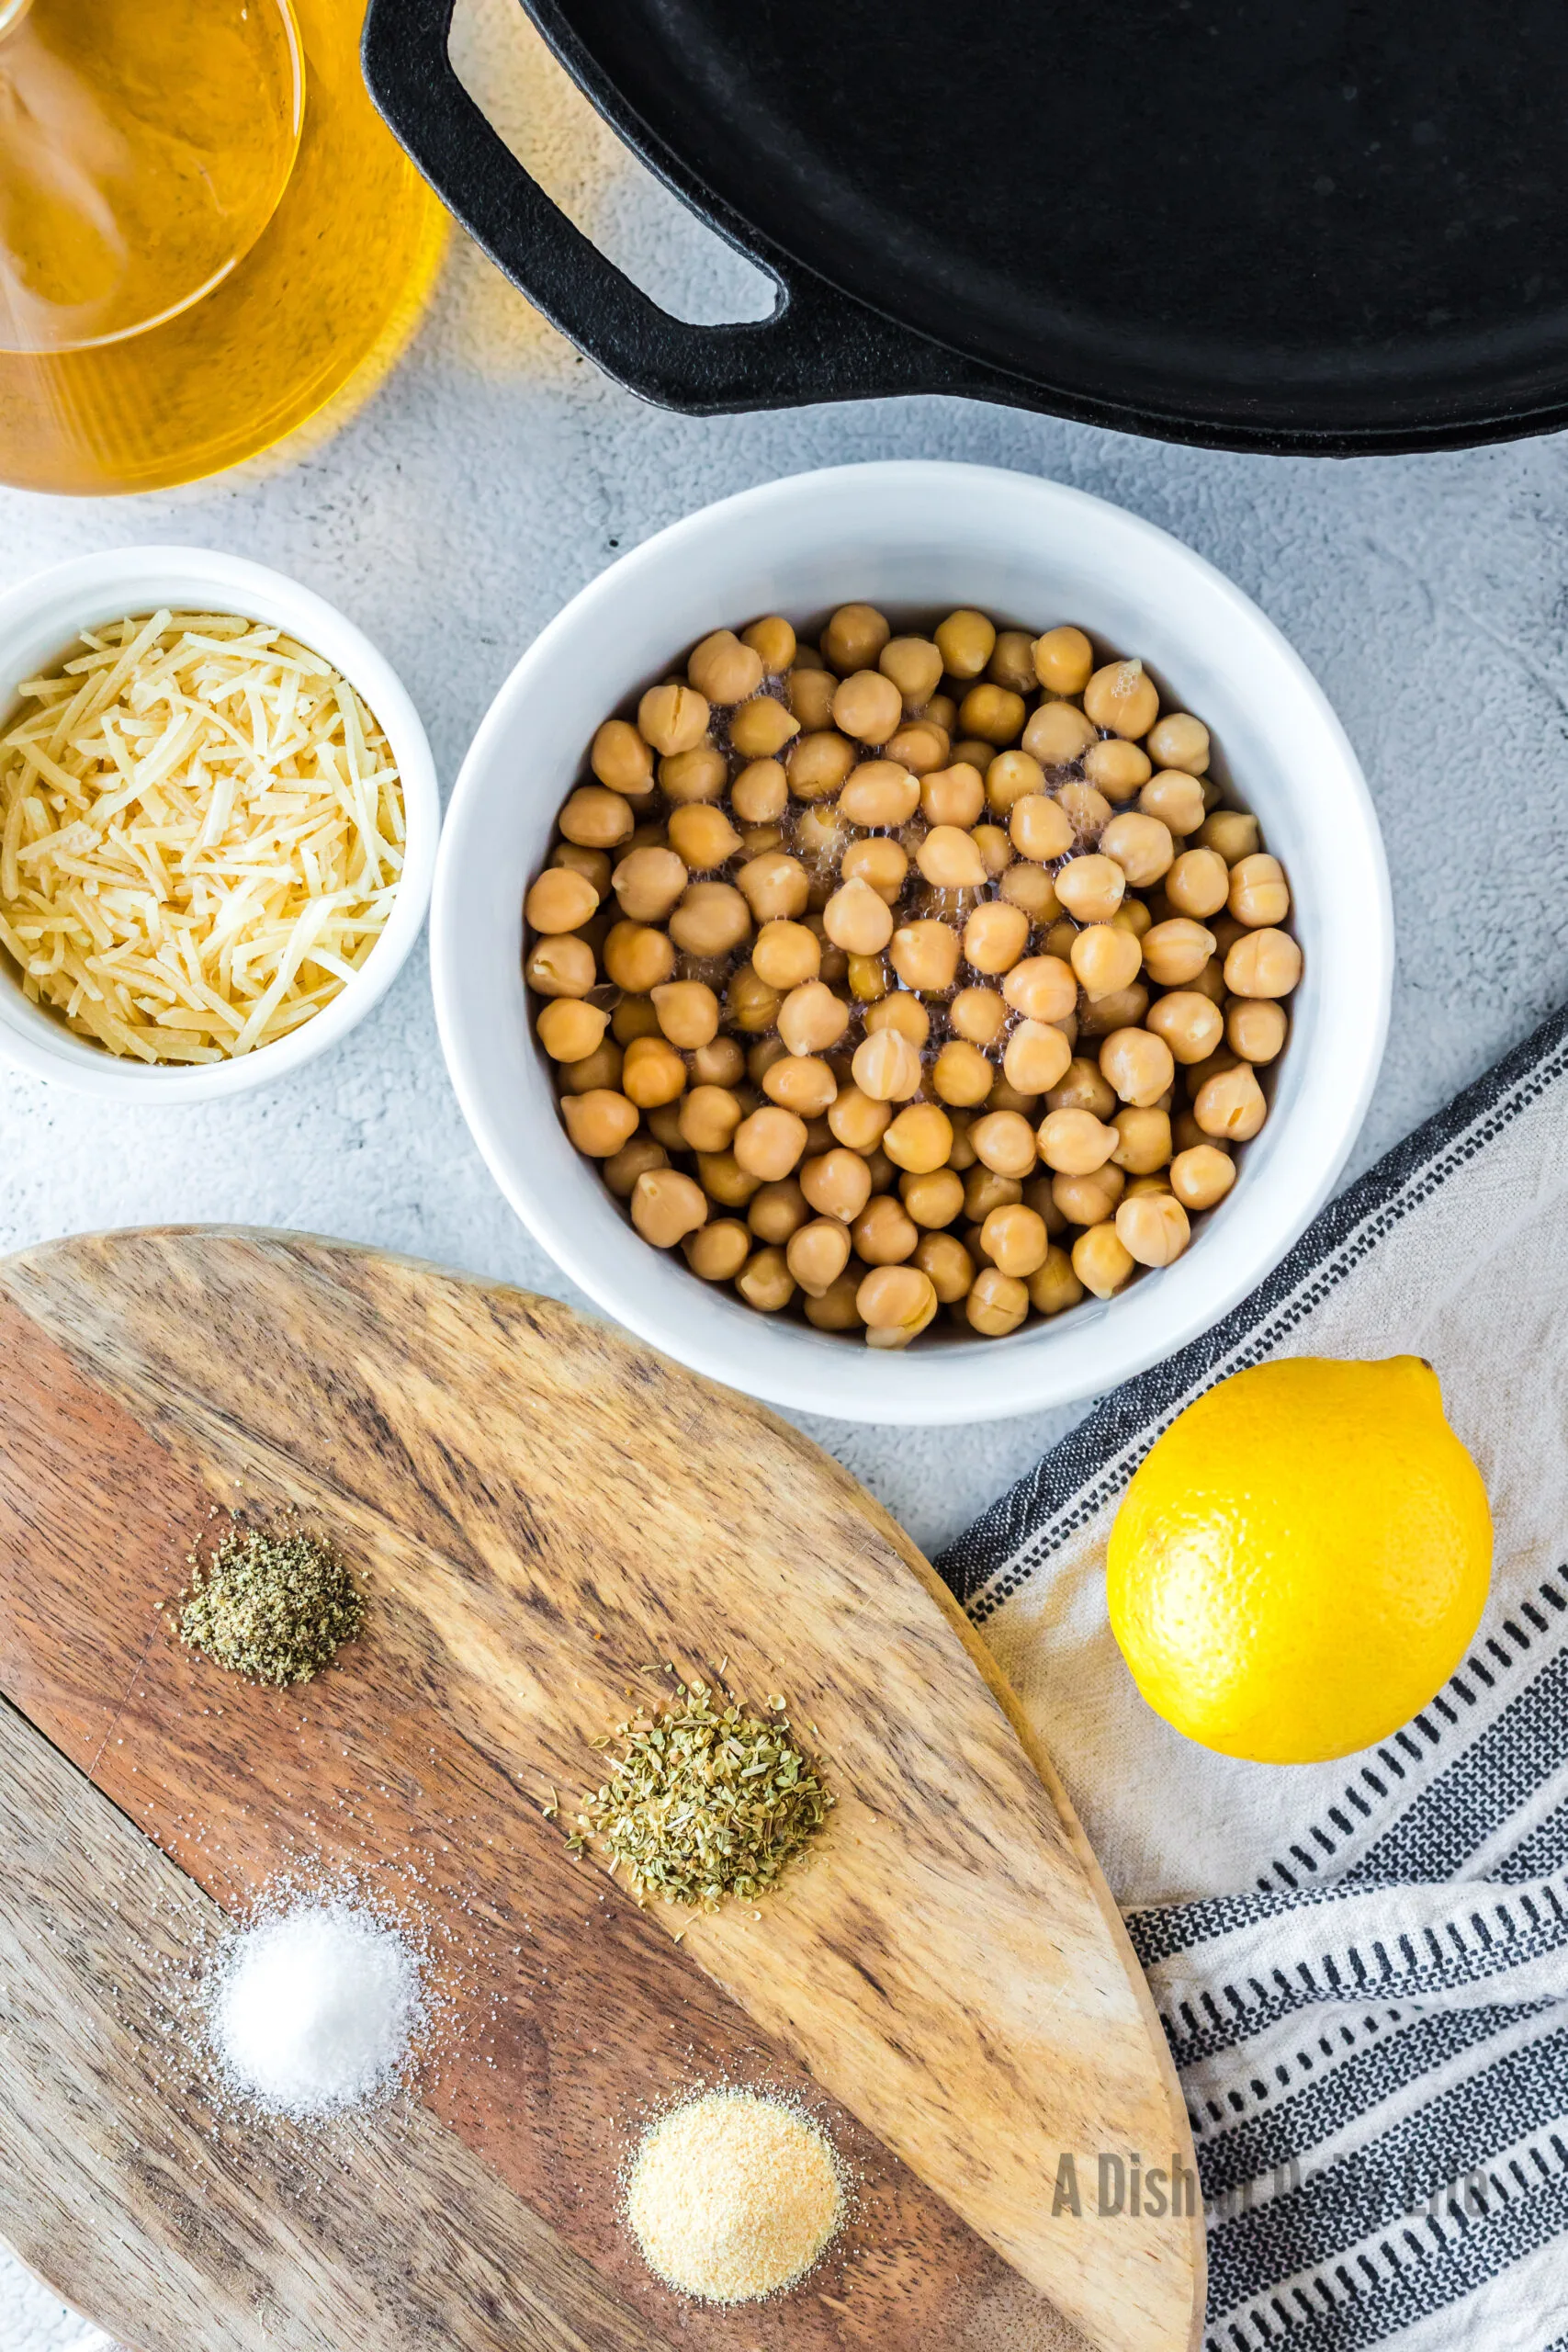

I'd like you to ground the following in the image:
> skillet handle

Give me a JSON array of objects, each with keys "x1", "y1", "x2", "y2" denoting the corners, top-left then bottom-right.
[{"x1": 360, "y1": 0, "x2": 990, "y2": 414}]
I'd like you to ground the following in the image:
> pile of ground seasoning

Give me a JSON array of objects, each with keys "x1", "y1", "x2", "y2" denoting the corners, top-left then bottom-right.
[
  {"x1": 176, "y1": 1520, "x2": 365, "y2": 1685},
  {"x1": 567, "y1": 1678, "x2": 833, "y2": 1910}
]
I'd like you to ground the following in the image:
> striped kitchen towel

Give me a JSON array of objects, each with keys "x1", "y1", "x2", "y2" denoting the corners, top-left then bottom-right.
[{"x1": 941, "y1": 1003, "x2": 1568, "y2": 2352}]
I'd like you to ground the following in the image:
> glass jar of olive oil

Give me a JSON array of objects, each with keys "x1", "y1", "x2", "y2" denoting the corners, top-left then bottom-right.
[{"x1": 0, "y1": 0, "x2": 446, "y2": 493}]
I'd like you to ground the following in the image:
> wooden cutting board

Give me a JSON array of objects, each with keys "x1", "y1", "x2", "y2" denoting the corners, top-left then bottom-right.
[{"x1": 0, "y1": 1228, "x2": 1203, "y2": 2352}]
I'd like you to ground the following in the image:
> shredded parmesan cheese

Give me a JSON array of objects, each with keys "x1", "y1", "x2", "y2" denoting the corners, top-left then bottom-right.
[{"x1": 0, "y1": 611, "x2": 404, "y2": 1062}]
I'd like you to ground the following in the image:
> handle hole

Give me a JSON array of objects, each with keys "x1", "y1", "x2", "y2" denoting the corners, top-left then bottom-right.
[{"x1": 450, "y1": 0, "x2": 777, "y2": 326}]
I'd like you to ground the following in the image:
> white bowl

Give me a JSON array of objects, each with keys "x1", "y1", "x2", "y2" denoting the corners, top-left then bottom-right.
[
  {"x1": 433, "y1": 461, "x2": 1392, "y2": 1426},
  {"x1": 0, "y1": 547, "x2": 437, "y2": 1100}
]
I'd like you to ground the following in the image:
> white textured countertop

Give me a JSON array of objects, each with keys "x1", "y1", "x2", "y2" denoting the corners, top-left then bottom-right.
[{"x1": 7, "y1": 0, "x2": 1568, "y2": 2339}]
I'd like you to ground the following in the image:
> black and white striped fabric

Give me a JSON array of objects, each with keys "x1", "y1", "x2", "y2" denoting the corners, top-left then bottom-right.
[{"x1": 940, "y1": 1007, "x2": 1568, "y2": 2352}]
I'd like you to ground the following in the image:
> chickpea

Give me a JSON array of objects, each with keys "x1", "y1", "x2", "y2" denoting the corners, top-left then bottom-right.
[
  {"x1": 1140, "y1": 917, "x2": 1216, "y2": 987},
  {"x1": 1111, "y1": 1105, "x2": 1172, "y2": 1174},
  {"x1": 686, "y1": 628, "x2": 763, "y2": 707},
  {"x1": 1069, "y1": 1221, "x2": 1134, "y2": 1298},
  {"x1": 884, "y1": 919, "x2": 956, "y2": 996},
  {"x1": 890, "y1": 720, "x2": 952, "y2": 775},
  {"x1": 966, "y1": 1266, "x2": 1029, "y2": 1337},
  {"x1": 786, "y1": 731, "x2": 856, "y2": 802},
  {"x1": 786, "y1": 667, "x2": 838, "y2": 730},
  {"x1": 1164, "y1": 848, "x2": 1230, "y2": 921},
  {"x1": 1005, "y1": 793, "x2": 1073, "y2": 865},
  {"x1": 731, "y1": 759, "x2": 789, "y2": 826},
  {"x1": 736, "y1": 1246, "x2": 796, "y2": 1313},
  {"x1": 679, "y1": 1083, "x2": 744, "y2": 1153},
  {"x1": 688, "y1": 1035, "x2": 743, "y2": 1090},
  {"x1": 1027, "y1": 1246, "x2": 1082, "y2": 1316},
  {"x1": 1001, "y1": 955, "x2": 1077, "y2": 1024},
  {"x1": 951, "y1": 902, "x2": 1025, "y2": 982},
  {"x1": 1032, "y1": 625, "x2": 1094, "y2": 695},
  {"x1": 602, "y1": 925, "x2": 673, "y2": 1000},
  {"x1": 839, "y1": 759, "x2": 920, "y2": 829},
  {"x1": 856, "y1": 1264, "x2": 939, "y2": 1349},
  {"x1": 1141, "y1": 770, "x2": 1207, "y2": 837},
  {"x1": 741, "y1": 615, "x2": 795, "y2": 673},
  {"x1": 884, "y1": 1102, "x2": 954, "y2": 1174},
  {"x1": 726, "y1": 964, "x2": 782, "y2": 1035},
  {"x1": 1197, "y1": 808, "x2": 1261, "y2": 865},
  {"x1": 607, "y1": 845, "x2": 682, "y2": 925},
  {"x1": 667, "y1": 804, "x2": 741, "y2": 871},
  {"x1": 682, "y1": 1218, "x2": 750, "y2": 1283},
  {"x1": 1002, "y1": 1019, "x2": 1073, "y2": 1097},
  {"x1": 1023, "y1": 700, "x2": 1098, "y2": 766},
  {"x1": 1043, "y1": 917, "x2": 1078, "y2": 962},
  {"x1": 767, "y1": 981, "x2": 840, "y2": 1058},
  {"x1": 1195, "y1": 1061, "x2": 1267, "y2": 1141},
  {"x1": 972, "y1": 628, "x2": 1028, "y2": 694},
  {"x1": 1145, "y1": 711, "x2": 1211, "y2": 775},
  {"x1": 612, "y1": 994, "x2": 661, "y2": 1045},
  {"x1": 737, "y1": 850, "x2": 810, "y2": 923},
  {"x1": 761, "y1": 1054, "x2": 835, "y2": 1119},
  {"x1": 829, "y1": 1084, "x2": 893, "y2": 1152},
  {"x1": 525, "y1": 934, "x2": 597, "y2": 999},
  {"x1": 988, "y1": 1077, "x2": 1042, "y2": 1119},
  {"x1": 1146, "y1": 989, "x2": 1224, "y2": 1067},
  {"x1": 1052, "y1": 1164, "x2": 1124, "y2": 1227},
  {"x1": 647, "y1": 979, "x2": 716, "y2": 1052},
  {"x1": 840, "y1": 835, "x2": 908, "y2": 904},
  {"x1": 730, "y1": 1103, "x2": 807, "y2": 1182},
  {"x1": 1037, "y1": 1107, "x2": 1117, "y2": 1175},
  {"x1": 1083, "y1": 739, "x2": 1152, "y2": 802},
  {"x1": 1116, "y1": 1192, "x2": 1190, "y2": 1269},
  {"x1": 921, "y1": 763, "x2": 987, "y2": 829},
  {"x1": 637, "y1": 681, "x2": 708, "y2": 757},
  {"x1": 1081, "y1": 657, "x2": 1157, "y2": 739},
  {"x1": 731, "y1": 697, "x2": 801, "y2": 759},
  {"x1": 536, "y1": 999, "x2": 609, "y2": 1062},
  {"x1": 912, "y1": 1231, "x2": 975, "y2": 1304},
  {"x1": 804, "y1": 1271, "x2": 865, "y2": 1331},
  {"x1": 1186, "y1": 955, "x2": 1227, "y2": 1007},
  {"x1": 1097, "y1": 1026, "x2": 1175, "y2": 1109},
  {"x1": 586, "y1": 718, "x2": 652, "y2": 797},
  {"x1": 669, "y1": 881, "x2": 751, "y2": 957},
  {"x1": 1228, "y1": 854, "x2": 1292, "y2": 928},
  {"x1": 1226, "y1": 997, "x2": 1288, "y2": 1063},
  {"x1": 1055, "y1": 782, "x2": 1111, "y2": 846},
  {"x1": 630, "y1": 1169, "x2": 708, "y2": 1250},
  {"x1": 1081, "y1": 981, "x2": 1154, "y2": 1038},
  {"x1": 1183, "y1": 1044, "x2": 1238, "y2": 1101},
  {"x1": 930, "y1": 1039, "x2": 994, "y2": 1108},
  {"x1": 980, "y1": 1203, "x2": 1050, "y2": 1278},
  {"x1": 1099, "y1": 812, "x2": 1174, "y2": 889},
  {"x1": 560, "y1": 1089, "x2": 638, "y2": 1158},
  {"x1": 987, "y1": 750, "x2": 1046, "y2": 815},
  {"x1": 1055, "y1": 854, "x2": 1125, "y2": 923},
  {"x1": 964, "y1": 1166, "x2": 1021, "y2": 1221},
  {"x1": 551, "y1": 838, "x2": 614, "y2": 890},
  {"x1": 1170, "y1": 1143, "x2": 1236, "y2": 1213},
  {"x1": 852, "y1": 1193, "x2": 919, "y2": 1266},
  {"x1": 994, "y1": 865, "x2": 1056, "y2": 925},
  {"x1": 750, "y1": 918, "x2": 820, "y2": 991},
  {"x1": 800, "y1": 1147, "x2": 874, "y2": 1224},
  {"x1": 958, "y1": 683, "x2": 1027, "y2": 746},
  {"x1": 747, "y1": 1179, "x2": 810, "y2": 1246},
  {"x1": 655, "y1": 744, "x2": 723, "y2": 806},
  {"x1": 620, "y1": 1035, "x2": 686, "y2": 1109},
  {"x1": 932, "y1": 608, "x2": 995, "y2": 679},
  {"x1": 852, "y1": 1028, "x2": 923, "y2": 1102},
  {"x1": 1071, "y1": 924, "x2": 1142, "y2": 1001},
  {"x1": 948, "y1": 986, "x2": 1006, "y2": 1046},
  {"x1": 697, "y1": 1148, "x2": 762, "y2": 1207},
  {"x1": 969, "y1": 1109, "x2": 1038, "y2": 1180},
  {"x1": 823, "y1": 604, "x2": 891, "y2": 673},
  {"x1": 783, "y1": 1216, "x2": 851, "y2": 1298},
  {"x1": 559, "y1": 1038, "x2": 623, "y2": 1096},
  {"x1": 877, "y1": 633, "x2": 944, "y2": 709},
  {"x1": 525, "y1": 865, "x2": 599, "y2": 935},
  {"x1": 1224, "y1": 928, "x2": 1302, "y2": 1000},
  {"x1": 597, "y1": 1137, "x2": 665, "y2": 1204},
  {"x1": 865, "y1": 992, "x2": 930, "y2": 1049},
  {"x1": 559, "y1": 785, "x2": 634, "y2": 850},
  {"x1": 833, "y1": 669, "x2": 904, "y2": 746},
  {"x1": 900, "y1": 1166, "x2": 966, "y2": 1228}
]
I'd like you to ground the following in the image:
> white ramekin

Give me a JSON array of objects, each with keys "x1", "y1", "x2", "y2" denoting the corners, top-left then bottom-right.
[
  {"x1": 0, "y1": 547, "x2": 437, "y2": 1100},
  {"x1": 433, "y1": 461, "x2": 1393, "y2": 1427}
]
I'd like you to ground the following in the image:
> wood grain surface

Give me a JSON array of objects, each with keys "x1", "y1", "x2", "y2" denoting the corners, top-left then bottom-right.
[{"x1": 0, "y1": 1228, "x2": 1202, "y2": 2352}]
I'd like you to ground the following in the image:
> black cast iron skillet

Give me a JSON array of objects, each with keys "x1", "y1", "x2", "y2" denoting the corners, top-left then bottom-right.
[{"x1": 363, "y1": 0, "x2": 1568, "y2": 456}]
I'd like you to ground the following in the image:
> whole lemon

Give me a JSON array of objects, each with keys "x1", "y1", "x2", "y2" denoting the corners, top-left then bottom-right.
[{"x1": 1107, "y1": 1357, "x2": 1492, "y2": 1764}]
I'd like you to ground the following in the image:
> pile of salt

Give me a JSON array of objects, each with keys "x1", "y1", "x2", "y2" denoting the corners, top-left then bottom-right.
[{"x1": 209, "y1": 1896, "x2": 423, "y2": 2118}]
